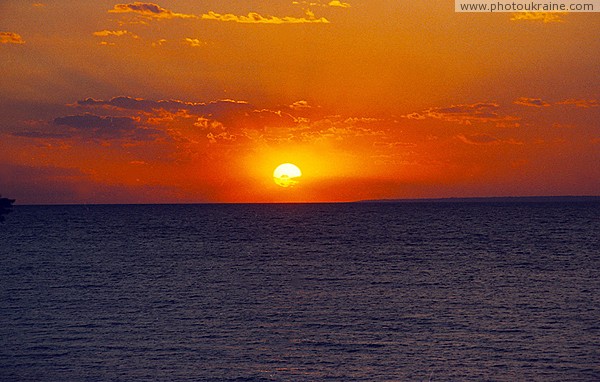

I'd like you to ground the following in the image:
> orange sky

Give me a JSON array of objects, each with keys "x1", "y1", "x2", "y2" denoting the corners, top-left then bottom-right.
[{"x1": 1, "y1": 1, "x2": 599, "y2": 203}]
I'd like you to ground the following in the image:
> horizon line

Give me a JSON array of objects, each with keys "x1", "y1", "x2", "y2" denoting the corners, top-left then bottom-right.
[{"x1": 8, "y1": 195, "x2": 600, "y2": 207}]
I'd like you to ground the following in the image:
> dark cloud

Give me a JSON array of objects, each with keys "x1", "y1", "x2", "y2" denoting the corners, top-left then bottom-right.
[
  {"x1": 68, "y1": 96, "x2": 387, "y2": 145},
  {"x1": 55, "y1": 113, "x2": 138, "y2": 129},
  {"x1": 556, "y1": 99, "x2": 599, "y2": 108},
  {"x1": 12, "y1": 131, "x2": 71, "y2": 139},
  {"x1": 458, "y1": 133, "x2": 499, "y2": 145},
  {"x1": 76, "y1": 96, "x2": 251, "y2": 116},
  {"x1": 53, "y1": 113, "x2": 164, "y2": 141},
  {"x1": 109, "y1": 2, "x2": 197, "y2": 19},
  {"x1": 432, "y1": 103, "x2": 500, "y2": 120},
  {"x1": 514, "y1": 97, "x2": 550, "y2": 107},
  {"x1": 244, "y1": 109, "x2": 298, "y2": 128},
  {"x1": 373, "y1": 141, "x2": 416, "y2": 148},
  {"x1": 457, "y1": 134, "x2": 523, "y2": 145},
  {"x1": 404, "y1": 102, "x2": 519, "y2": 125}
]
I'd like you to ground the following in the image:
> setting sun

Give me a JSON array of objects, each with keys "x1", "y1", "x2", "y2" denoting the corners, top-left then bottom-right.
[{"x1": 273, "y1": 163, "x2": 302, "y2": 188}]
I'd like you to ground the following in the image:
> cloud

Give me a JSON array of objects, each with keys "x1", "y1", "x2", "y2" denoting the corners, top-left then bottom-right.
[
  {"x1": 193, "y1": 117, "x2": 225, "y2": 131},
  {"x1": 277, "y1": 115, "x2": 385, "y2": 144},
  {"x1": 405, "y1": 102, "x2": 519, "y2": 125},
  {"x1": 373, "y1": 141, "x2": 416, "y2": 149},
  {"x1": 53, "y1": 113, "x2": 164, "y2": 141},
  {"x1": 457, "y1": 134, "x2": 523, "y2": 145},
  {"x1": 404, "y1": 112, "x2": 426, "y2": 120},
  {"x1": 514, "y1": 97, "x2": 550, "y2": 107},
  {"x1": 343, "y1": 117, "x2": 382, "y2": 124},
  {"x1": 206, "y1": 131, "x2": 237, "y2": 144},
  {"x1": 69, "y1": 96, "x2": 388, "y2": 146},
  {"x1": 244, "y1": 109, "x2": 299, "y2": 129},
  {"x1": 552, "y1": 122, "x2": 575, "y2": 129},
  {"x1": 93, "y1": 30, "x2": 139, "y2": 38},
  {"x1": 0, "y1": 32, "x2": 25, "y2": 44},
  {"x1": 184, "y1": 38, "x2": 205, "y2": 47},
  {"x1": 512, "y1": 97, "x2": 599, "y2": 109},
  {"x1": 12, "y1": 131, "x2": 71, "y2": 139},
  {"x1": 510, "y1": 12, "x2": 564, "y2": 23},
  {"x1": 328, "y1": 0, "x2": 351, "y2": 7},
  {"x1": 556, "y1": 99, "x2": 599, "y2": 108},
  {"x1": 109, "y1": 3, "x2": 329, "y2": 25},
  {"x1": 201, "y1": 10, "x2": 329, "y2": 24},
  {"x1": 152, "y1": 38, "x2": 167, "y2": 47},
  {"x1": 76, "y1": 96, "x2": 250, "y2": 115},
  {"x1": 109, "y1": 2, "x2": 197, "y2": 19},
  {"x1": 289, "y1": 100, "x2": 312, "y2": 110},
  {"x1": 495, "y1": 121, "x2": 521, "y2": 128},
  {"x1": 457, "y1": 133, "x2": 499, "y2": 145},
  {"x1": 292, "y1": 0, "x2": 351, "y2": 8},
  {"x1": 55, "y1": 113, "x2": 138, "y2": 129}
]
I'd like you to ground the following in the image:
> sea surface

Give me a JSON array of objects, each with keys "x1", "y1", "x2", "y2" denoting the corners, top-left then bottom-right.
[{"x1": 1, "y1": 202, "x2": 599, "y2": 381}]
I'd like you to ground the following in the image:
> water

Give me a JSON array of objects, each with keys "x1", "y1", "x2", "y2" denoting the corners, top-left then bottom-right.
[{"x1": 1, "y1": 202, "x2": 599, "y2": 381}]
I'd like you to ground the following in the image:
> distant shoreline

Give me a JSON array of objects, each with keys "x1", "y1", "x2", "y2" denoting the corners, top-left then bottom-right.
[
  {"x1": 7, "y1": 195, "x2": 600, "y2": 206},
  {"x1": 358, "y1": 196, "x2": 600, "y2": 204}
]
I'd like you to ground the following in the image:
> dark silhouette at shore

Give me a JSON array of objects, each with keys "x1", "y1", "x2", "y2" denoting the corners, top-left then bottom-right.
[
  {"x1": 359, "y1": 196, "x2": 600, "y2": 204},
  {"x1": 0, "y1": 196, "x2": 15, "y2": 222}
]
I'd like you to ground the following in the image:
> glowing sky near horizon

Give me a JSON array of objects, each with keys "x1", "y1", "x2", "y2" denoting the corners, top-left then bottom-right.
[{"x1": 0, "y1": 1, "x2": 598, "y2": 203}]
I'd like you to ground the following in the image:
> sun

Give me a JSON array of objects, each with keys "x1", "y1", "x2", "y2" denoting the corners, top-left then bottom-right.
[{"x1": 273, "y1": 163, "x2": 302, "y2": 187}]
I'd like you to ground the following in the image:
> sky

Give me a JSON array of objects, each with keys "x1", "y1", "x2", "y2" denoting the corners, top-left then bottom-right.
[{"x1": 1, "y1": 1, "x2": 599, "y2": 204}]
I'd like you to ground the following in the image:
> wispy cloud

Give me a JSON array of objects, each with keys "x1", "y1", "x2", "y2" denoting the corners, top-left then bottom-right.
[
  {"x1": 328, "y1": 0, "x2": 351, "y2": 8},
  {"x1": 12, "y1": 95, "x2": 388, "y2": 149},
  {"x1": 183, "y1": 38, "x2": 205, "y2": 47},
  {"x1": 552, "y1": 122, "x2": 576, "y2": 129},
  {"x1": 0, "y1": 32, "x2": 25, "y2": 44},
  {"x1": 76, "y1": 96, "x2": 250, "y2": 115},
  {"x1": 12, "y1": 131, "x2": 70, "y2": 139},
  {"x1": 514, "y1": 97, "x2": 599, "y2": 108},
  {"x1": 201, "y1": 10, "x2": 329, "y2": 24},
  {"x1": 510, "y1": 12, "x2": 564, "y2": 23},
  {"x1": 457, "y1": 133, "x2": 499, "y2": 145},
  {"x1": 53, "y1": 113, "x2": 165, "y2": 141},
  {"x1": 292, "y1": 1, "x2": 351, "y2": 8},
  {"x1": 152, "y1": 39, "x2": 167, "y2": 47},
  {"x1": 373, "y1": 141, "x2": 416, "y2": 149},
  {"x1": 109, "y1": 2, "x2": 197, "y2": 19},
  {"x1": 457, "y1": 133, "x2": 523, "y2": 145},
  {"x1": 556, "y1": 99, "x2": 599, "y2": 108},
  {"x1": 404, "y1": 112, "x2": 426, "y2": 120},
  {"x1": 514, "y1": 97, "x2": 550, "y2": 107},
  {"x1": 289, "y1": 100, "x2": 312, "y2": 110},
  {"x1": 93, "y1": 30, "x2": 139, "y2": 38},
  {"x1": 108, "y1": 3, "x2": 330, "y2": 25},
  {"x1": 404, "y1": 103, "x2": 519, "y2": 125}
]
